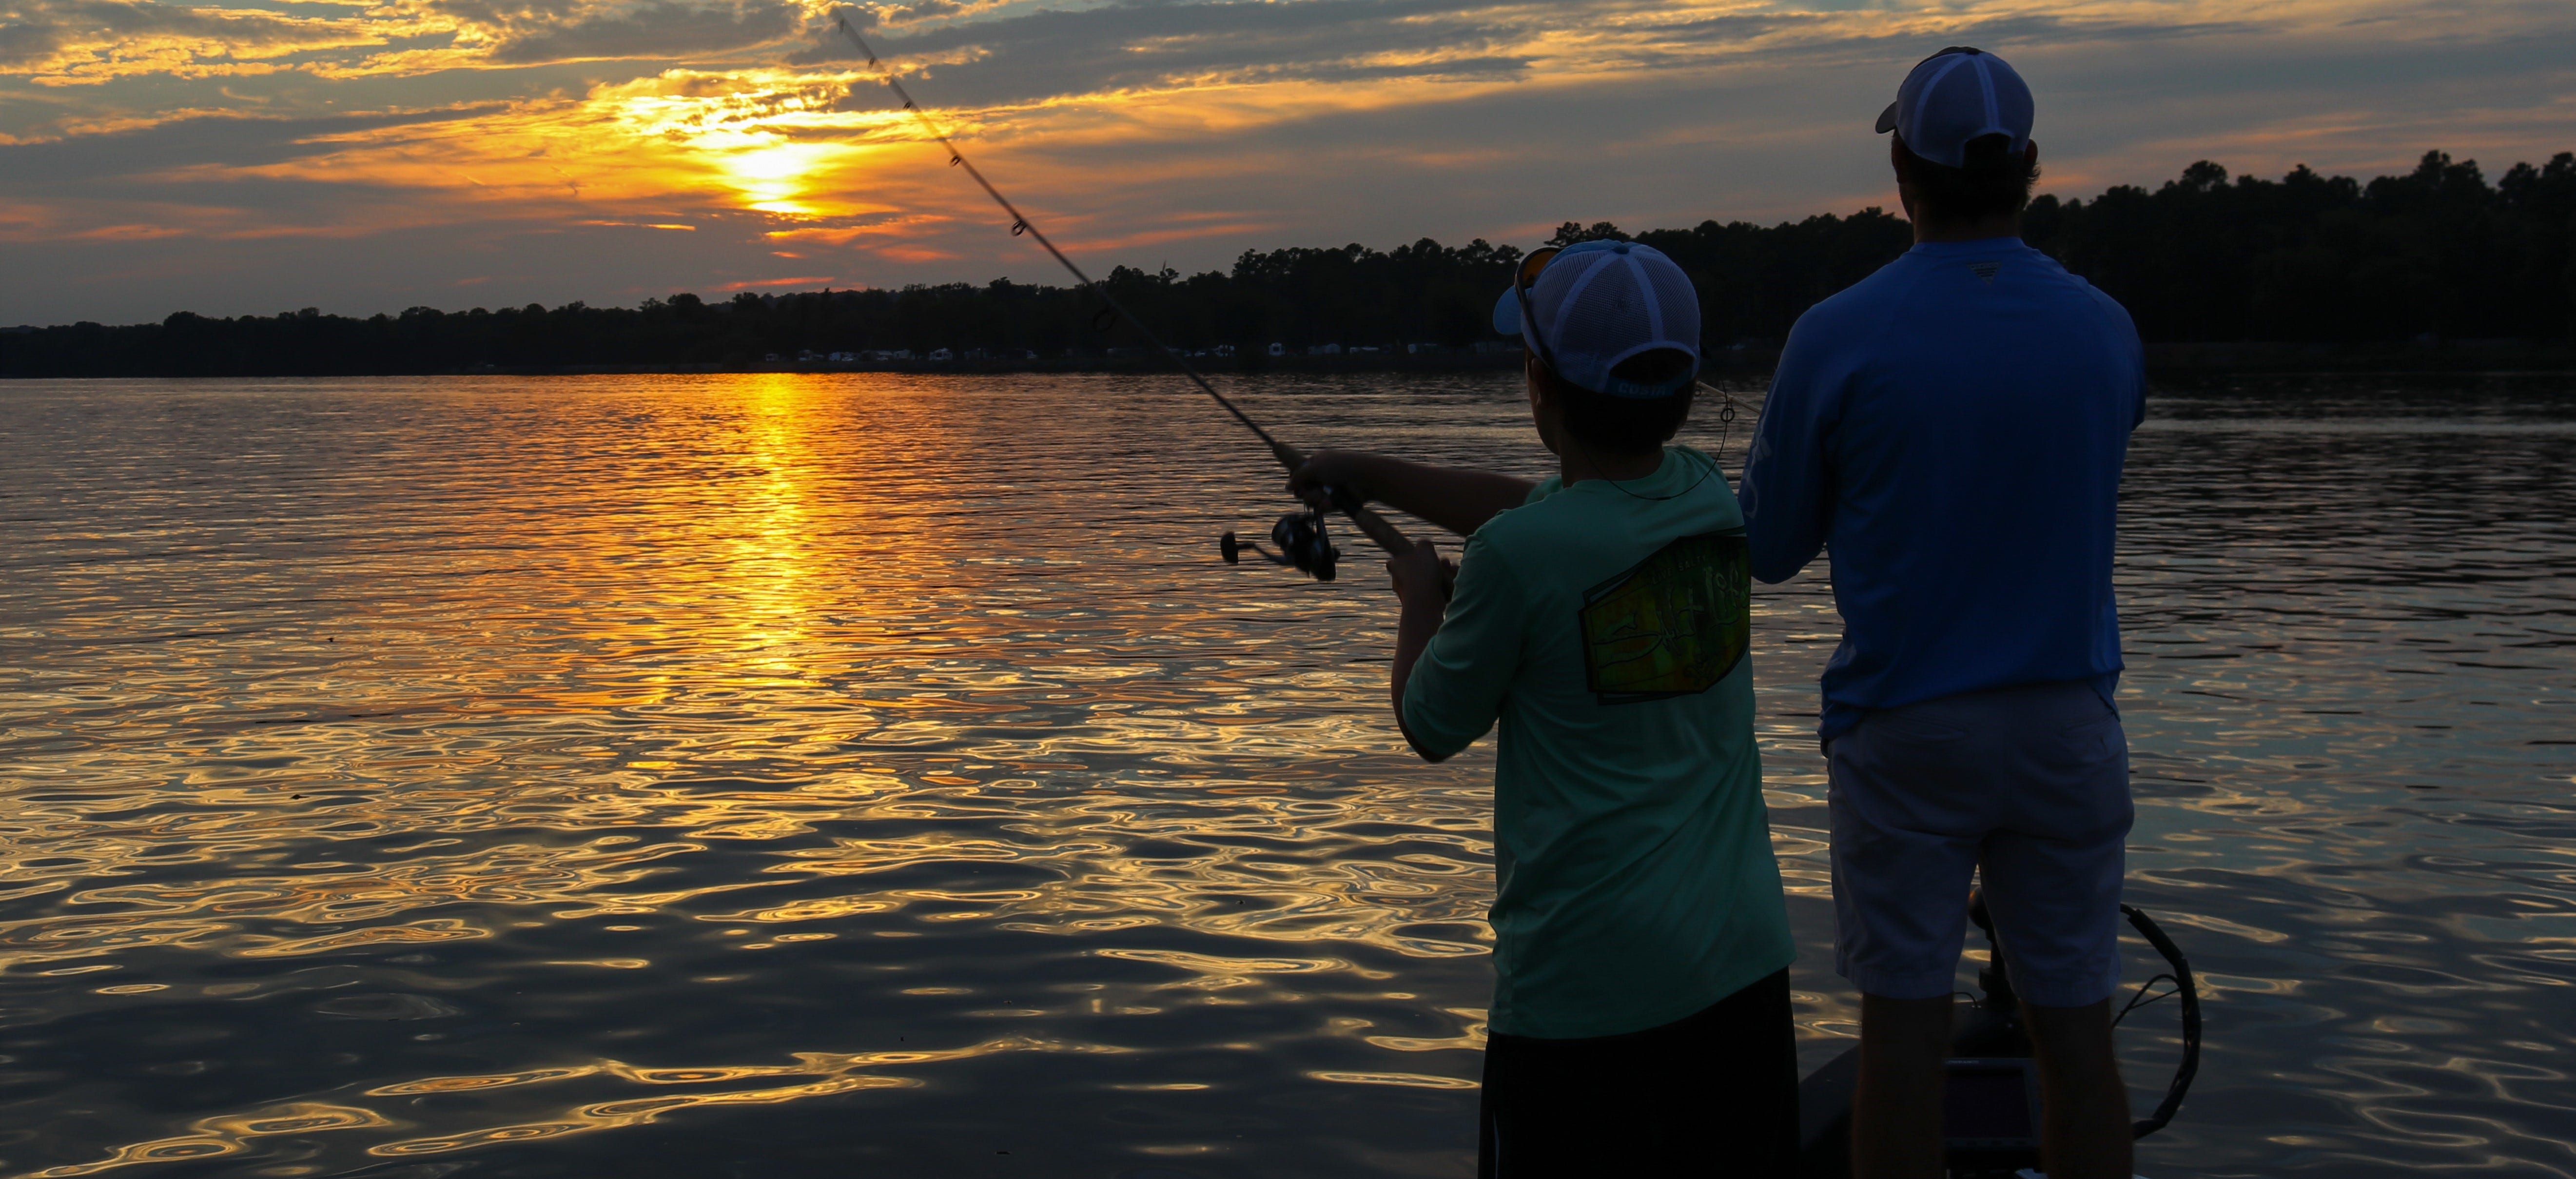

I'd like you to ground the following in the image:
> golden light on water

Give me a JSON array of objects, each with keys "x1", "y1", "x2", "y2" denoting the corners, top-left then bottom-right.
[
  {"x1": 736, "y1": 375, "x2": 821, "y2": 672},
  {"x1": 8, "y1": 372, "x2": 2573, "y2": 1173}
]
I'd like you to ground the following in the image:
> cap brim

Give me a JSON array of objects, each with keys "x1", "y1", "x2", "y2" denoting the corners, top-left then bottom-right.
[
  {"x1": 1591, "y1": 340, "x2": 1700, "y2": 399},
  {"x1": 1492, "y1": 287, "x2": 1521, "y2": 336},
  {"x1": 1599, "y1": 369, "x2": 1697, "y2": 400},
  {"x1": 1875, "y1": 99, "x2": 1899, "y2": 134}
]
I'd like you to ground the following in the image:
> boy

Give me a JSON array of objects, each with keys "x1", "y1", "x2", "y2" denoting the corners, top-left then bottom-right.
[{"x1": 1290, "y1": 239, "x2": 1795, "y2": 1176}]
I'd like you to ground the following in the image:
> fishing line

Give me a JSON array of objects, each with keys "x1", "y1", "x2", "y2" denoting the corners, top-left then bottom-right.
[
  {"x1": 831, "y1": 18, "x2": 1416, "y2": 562},
  {"x1": 1582, "y1": 381, "x2": 1754, "y2": 504},
  {"x1": 1705, "y1": 382, "x2": 1746, "y2": 468}
]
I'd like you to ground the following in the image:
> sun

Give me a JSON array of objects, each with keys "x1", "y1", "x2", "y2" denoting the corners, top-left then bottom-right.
[
  {"x1": 598, "y1": 71, "x2": 899, "y2": 219},
  {"x1": 719, "y1": 141, "x2": 844, "y2": 216}
]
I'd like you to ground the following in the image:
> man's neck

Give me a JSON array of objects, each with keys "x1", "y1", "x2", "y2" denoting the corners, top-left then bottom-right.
[
  {"x1": 1912, "y1": 213, "x2": 2022, "y2": 244},
  {"x1": 1561, "y1": 446, "x2": 1664, "y2": 485}
]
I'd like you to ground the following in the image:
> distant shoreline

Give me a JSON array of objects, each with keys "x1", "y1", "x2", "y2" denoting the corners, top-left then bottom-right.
[
  {"x1": 4, "y1": 339, "x2": 2570, "y2": 382},
  {"x1": 9, "y1": 149, "x2": 2570, "y2": 383}
]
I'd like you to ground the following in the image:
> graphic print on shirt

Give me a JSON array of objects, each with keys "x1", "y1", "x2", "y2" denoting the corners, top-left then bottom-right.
[{"x1": 1578, "y1": 532, "x2": 1750, "y2": 705}]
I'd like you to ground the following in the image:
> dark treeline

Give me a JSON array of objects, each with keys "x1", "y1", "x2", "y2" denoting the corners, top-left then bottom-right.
[
  {"x1": 5, "y1": 149, "x2": 2571, "y2": 378},
  {"x1": 2029, "y1": 151, "x2": 2576, "y2": 342}
]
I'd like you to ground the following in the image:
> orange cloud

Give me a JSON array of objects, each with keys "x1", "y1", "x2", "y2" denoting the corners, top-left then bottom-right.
[
  {"x1": 21, "y1": 0, "x2": 2566, "y2": 253},
  {"x1": 867, "y1": 244, "x2": 953, "y2": 262},
  {"x1": 5, "y1": 0, "x2": 2572, "y2": 324},
  {"x1": 715, "y1": 273, "x2": 836, "y2": 288},
  {"x1": 5, "y1": 0, "x2": 435, "y2": 85}
]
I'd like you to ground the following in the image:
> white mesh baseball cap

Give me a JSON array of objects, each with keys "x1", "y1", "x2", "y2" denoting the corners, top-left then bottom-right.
[
  {"x1": 1875, "y1": 46, "x2": 2034, "y2": 169},
  {"x1": 1489, "y1": 239, "x2": 1700, "y2": 399}
]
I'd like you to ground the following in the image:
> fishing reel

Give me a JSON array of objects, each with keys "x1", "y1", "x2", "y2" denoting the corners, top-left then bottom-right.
[{"x1": 1220, "y1": 507, "x2": 1340, "y2": 581}]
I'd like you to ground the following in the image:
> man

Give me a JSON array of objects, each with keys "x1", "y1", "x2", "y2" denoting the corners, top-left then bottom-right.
[
  {"x1": 1738, "y1": 47, "x2": 2147, "y2": 1179},
  {"x1": 1291, "y1": 240, "x2": 1797, "y2": 1176}
]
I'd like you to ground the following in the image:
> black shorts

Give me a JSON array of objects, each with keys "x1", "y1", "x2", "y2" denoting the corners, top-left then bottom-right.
[{"x1": 1478, "y1": 969, "x2": 1797, "y2": 1178}]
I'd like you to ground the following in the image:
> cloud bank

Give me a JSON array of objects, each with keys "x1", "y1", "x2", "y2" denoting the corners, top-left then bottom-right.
[{"x1": 1, "y1": 0, "x2": 2572, "y2": 322}]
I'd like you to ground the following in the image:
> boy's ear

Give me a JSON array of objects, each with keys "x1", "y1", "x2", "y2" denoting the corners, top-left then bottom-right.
[{"x1": 1525, "y1": 357, "x2": 1567, "y2": 453}]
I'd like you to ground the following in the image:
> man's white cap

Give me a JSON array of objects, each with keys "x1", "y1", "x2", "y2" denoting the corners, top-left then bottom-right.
[{"x1": 1874, "y1": 47, "x2": 2033, "y2": 169}]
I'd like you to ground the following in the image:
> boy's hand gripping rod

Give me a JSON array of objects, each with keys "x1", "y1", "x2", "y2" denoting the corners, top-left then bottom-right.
[{"x1": 834, "y1": 19, "x2": 1418, "y2": 569}]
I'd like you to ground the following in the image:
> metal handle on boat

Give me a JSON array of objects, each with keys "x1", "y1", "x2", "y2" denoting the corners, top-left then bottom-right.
[{"x1": 2121, "y1": 903, "x2": 2202, "y2": 1139}]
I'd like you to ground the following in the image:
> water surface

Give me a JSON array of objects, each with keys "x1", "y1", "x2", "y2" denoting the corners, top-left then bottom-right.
[{"x1": 1, "y1": 373, "x2": 2570, "y2": 1178}]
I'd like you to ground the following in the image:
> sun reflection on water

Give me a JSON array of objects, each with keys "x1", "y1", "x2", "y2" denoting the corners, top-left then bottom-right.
[{"x1": 0, "y1": 373, "x2": 2570, "y2": 1176}]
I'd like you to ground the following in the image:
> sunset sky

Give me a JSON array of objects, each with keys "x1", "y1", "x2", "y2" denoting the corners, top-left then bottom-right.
[{"x1": 2, "y1": 0, "x2": 2571, "y2": 325}]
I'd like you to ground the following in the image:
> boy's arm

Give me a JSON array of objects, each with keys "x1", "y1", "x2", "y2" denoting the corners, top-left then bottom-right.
[
  {"x1": 1386, "y1": 537, "x2": 1518, "y2": 764},
  {"x1": 1290, "y1": 451, "x2": 1538, "y2": 537},
  {"x1": 1386, "y1": 540, "x2": 1454, "y2": 762}
]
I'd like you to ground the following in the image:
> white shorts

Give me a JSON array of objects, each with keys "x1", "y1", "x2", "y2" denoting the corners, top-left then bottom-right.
[{"x1": 1825, "y1": 680, "x2": 2134, "y2": 1008}]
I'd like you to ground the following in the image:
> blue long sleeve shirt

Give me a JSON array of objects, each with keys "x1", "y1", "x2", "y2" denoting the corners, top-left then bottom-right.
[{"x1": 1739, "y1": 236, "x2": 2145, "y2": 739}]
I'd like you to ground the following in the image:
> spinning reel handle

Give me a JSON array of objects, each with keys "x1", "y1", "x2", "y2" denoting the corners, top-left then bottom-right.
[
  {"x1": 1274, "y1": 444, "x2": 1418, "y2": 561},
  {"x1": 1223, "y1": 445, "x2": 1448, "y2": 597},
  {"x1": 1307, "y1": 485, "x2": 1413, "y2": 558}
]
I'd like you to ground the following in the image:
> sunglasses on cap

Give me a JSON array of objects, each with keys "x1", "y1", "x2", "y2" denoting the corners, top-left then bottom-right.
[{"x1": 1512, "y1": 245, "x2": 1564, "y2": 374}]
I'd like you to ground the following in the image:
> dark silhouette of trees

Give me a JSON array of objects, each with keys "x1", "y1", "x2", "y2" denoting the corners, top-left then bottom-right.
[
  {"x1": 4, "y1": 149, "x2": 2568, "y2": 378},
  {"x1": 2024, "y1": 150, "x2": 2576, "y2": 343},
  {"x1": 1637, "y1": 211, "x2": 1919, "y2": 348}
]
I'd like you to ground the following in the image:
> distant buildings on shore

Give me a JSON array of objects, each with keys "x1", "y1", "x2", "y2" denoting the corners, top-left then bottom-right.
[{"x1": 752, "y1": 340, "x2": 1515, "y2": 370}]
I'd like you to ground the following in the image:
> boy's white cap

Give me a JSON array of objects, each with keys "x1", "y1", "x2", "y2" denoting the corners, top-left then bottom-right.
[
  {"x1": 1874, "y1": 46, "x2": 2033, "y2": 169},
  {"x1": 1489, "y1": 239, "x2": 1699, "y2": 399}
]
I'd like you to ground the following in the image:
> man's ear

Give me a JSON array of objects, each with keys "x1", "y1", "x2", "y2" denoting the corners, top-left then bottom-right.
[{"x1": 1889, "y1": 136, "x2": 1917, "y2": 220}]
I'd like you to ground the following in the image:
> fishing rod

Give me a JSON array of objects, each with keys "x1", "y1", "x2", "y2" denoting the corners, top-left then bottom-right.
[{"x1": 833, "y1": 17, "x2": 1408, "y2": 582}]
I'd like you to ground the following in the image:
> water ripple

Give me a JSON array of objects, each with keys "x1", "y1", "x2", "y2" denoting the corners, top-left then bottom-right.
[{"x1": 0, "y1": 372, "x2": 2570, "y2": 1177}]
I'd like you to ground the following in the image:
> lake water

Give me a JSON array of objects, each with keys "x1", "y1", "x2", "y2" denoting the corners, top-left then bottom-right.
[{"x1": 1, "y1": 373, "x2": 2570, "y2": 1179}]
